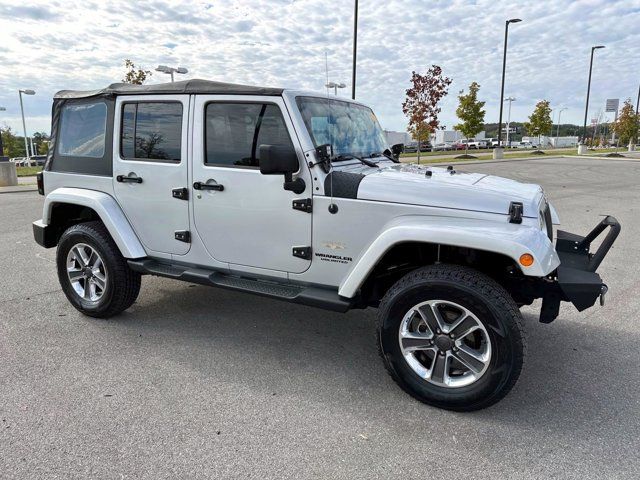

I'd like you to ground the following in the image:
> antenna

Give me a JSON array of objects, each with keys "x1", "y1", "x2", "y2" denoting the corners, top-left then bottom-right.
[
  {"x1": 325, "y1": 50, "x2": 337, "y2": 214},
  {"x1": 325, "y1": 51, "x2": 330, "y2": 96}
]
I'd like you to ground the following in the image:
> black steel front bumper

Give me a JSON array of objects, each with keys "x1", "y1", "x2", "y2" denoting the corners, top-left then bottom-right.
[{"x1": 540, "y1": 216, "x2": 621, "y2": 323}]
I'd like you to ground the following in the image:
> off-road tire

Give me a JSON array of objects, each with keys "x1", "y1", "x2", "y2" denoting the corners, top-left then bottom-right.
[
  {"x1": 56, "y1": 221, "x2": 141, "y2": 318},
  {"x1": 377, "y1": 264, "x2": 525, "y2": 411}
]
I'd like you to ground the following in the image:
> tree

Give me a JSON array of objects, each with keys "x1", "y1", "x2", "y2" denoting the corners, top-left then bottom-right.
[
  {"x1": 32, "y1": 131, "x2": 50, "y2": 155},
  {"x1": 402, "y1": 65, "x2": 452, "y2": 163},
  {"x1": 122, "y1": 59, "x2": 152, "y2": 85},
  {"x1": 613, "y1": 98, "x2": 638, "y2": 146},
  {"x1": 407, "y1": 121, "x2": 431, "y2": 157},
  {"x1": 0, "y1": 125, "x2": 26, "y2": 158},
  {"x1": 524, "y1": 100, "x2": 552, "y2": 146},
  {"x1": 454, "y1": 82, "x2": 486, "y2": 155}
]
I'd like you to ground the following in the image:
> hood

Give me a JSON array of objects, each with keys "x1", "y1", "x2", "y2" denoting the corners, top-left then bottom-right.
[{"x1": 337, "y1": 162, "x2": 544, "y2": 218}]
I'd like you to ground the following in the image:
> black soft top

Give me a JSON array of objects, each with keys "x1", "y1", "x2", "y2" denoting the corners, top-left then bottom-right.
[{"x1": 54, "y1": 78, "x2": 284, "y2": 99}]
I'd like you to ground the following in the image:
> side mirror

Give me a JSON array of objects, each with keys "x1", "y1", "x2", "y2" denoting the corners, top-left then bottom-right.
[
  {"x1": 259, "y1": 144, "x2": 299, "y2": 175},
  {"x1": 391, "y1": 143, "x2": 404, "y2": 159},
  {"x1": 259, "y1": 144, "x2": 305, "y2": 194}
]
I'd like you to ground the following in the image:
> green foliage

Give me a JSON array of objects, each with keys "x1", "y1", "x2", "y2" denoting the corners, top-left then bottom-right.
[
  {"x1": 0, "y1": 124, "x2": 27, "y2": 157},
  {"x1": 32, "y1": 131, "x2": 50, "y2": 155},
  {"x1": 122, "y1": 59, "x2": 152, "y2": 85},
  {"x1": 613, "y1": 99, "x2": 638, "y2": 145},
  {"x1": 0, "y1": 125, "x2": 49, "y2": 157},
  {"x1": 408, "y1": 121, "x2": 431, "y2": 144},
  {"x1": 454, "y1": 82, "x2": 486, "y2": 142},
  {"x1": 524, "y1": 100, "x2": 553, "y2": 140}
]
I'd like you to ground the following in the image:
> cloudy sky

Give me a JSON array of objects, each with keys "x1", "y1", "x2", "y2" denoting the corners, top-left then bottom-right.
[{"x1": 1, "y1": 0, "x2": 639, "y2": 137}]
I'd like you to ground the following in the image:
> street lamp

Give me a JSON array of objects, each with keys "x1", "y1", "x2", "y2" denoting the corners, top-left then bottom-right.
[
  {"x1": 556, "y1": 107, "x2": 568, "y2": 147},
  {"x1": 0, "y1": 106, "x2": 6, "y2": 158},
  {"x1": 19, "y1": 89, "x2": 35, "y2": 159},
  {"x1": 495, "y1": 18, "x2": 521, "y2": 159},
  {"x1": 325, "y1": 82, "x2": 347, "y2": 96},
  {"x1": 155, "y1": 65, "x2": 188, "y2": 82},
  {"x1": 634, "y1": 82, "x2": 639, "y2": 150},
  {"x1": 580, "y1": 45, "x2": 605, "y2": 152},
  {"x1": 504, "y1": 96, "x2": 516, "y2": 146}
]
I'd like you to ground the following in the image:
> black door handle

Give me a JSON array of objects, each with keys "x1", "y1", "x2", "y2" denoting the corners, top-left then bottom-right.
[
  {"x1": 193, "y1": 181, "x2": 224, "y2": 191},
  {"x1": 117, "y1": 175, "x2": 143, "y2": 184}
]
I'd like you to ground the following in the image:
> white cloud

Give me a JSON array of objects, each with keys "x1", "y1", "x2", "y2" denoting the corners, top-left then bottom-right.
[{"x1": 1, "y1": 0, "x2": 639, "y2": 135}]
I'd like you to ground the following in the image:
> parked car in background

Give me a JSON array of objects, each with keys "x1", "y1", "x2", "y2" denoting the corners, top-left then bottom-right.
[
  {"x1": 31, "y1": 155, "x2": 47, "y2": 166},
  {"x1": 10, "y1": 157, "x2": 29, "y2": 166},
  {"x1": 486, "y1": 138, "x2": 500, "y2": 148},
  {"x1": 404, "y1": 141, "x2": 432, "y2": 153},
  {"x1": 432, "y1": 143, "x2": 453, "y2": 151},
  {"x1": 403, "y1": 142, "x2": 418, "y2": 153},
  {"x1": 450, "y1": 141, "x2": 466, "y2": 150},
  {"x1": 513, "y1": 141, "x2": 536, "y2": 149},
  {"x1": 466, "y1": 139, "x2": 488, "y2": 149}
]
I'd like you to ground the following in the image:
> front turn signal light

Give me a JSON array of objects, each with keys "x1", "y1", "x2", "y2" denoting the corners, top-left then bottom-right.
[{"x1": 519, "y1": 253, "x2": 534, "y2": 267}]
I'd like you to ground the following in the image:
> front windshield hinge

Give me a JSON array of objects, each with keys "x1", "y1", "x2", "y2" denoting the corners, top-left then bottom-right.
[{"x1": 292, "y1": 198, "x2": 313, "y2": 213}]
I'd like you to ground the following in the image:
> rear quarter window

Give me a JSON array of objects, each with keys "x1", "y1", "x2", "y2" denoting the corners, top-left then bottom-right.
[
  {"x1": 58, "y1": 103, "x2": 107, "y2": 158},
  {"x1": 50, "y1": 98, "x2": 114, "y2": 176}
]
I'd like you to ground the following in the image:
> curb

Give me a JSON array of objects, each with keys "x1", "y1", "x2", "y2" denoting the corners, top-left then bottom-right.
[{"x1": 0, "y1": 186, "x2": 38, "y2": 194}]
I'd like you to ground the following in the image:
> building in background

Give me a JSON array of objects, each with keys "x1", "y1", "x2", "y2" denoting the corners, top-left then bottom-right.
[
  {"x1": 384, "y1": 130, "x2": 412, "y2": 146},
  {"x1": 432, "y1": 130, "x2": 486, "y2": 144},
  {"x1": 522, "y1": 136, "x2": 579, "y2": 148}
]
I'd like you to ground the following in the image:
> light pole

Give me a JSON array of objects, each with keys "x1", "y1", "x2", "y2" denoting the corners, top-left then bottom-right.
[
  {"x1": 556, "y1": 107, "x2": 567, "y2": 147},
  {"x1": 19, "y1": 89, "x2": 35, "y2": 159},
  {"x1": 634, "y1": 82, "x2": 640, "y2": 150},
  {"x1": 155, "y1": 65, "x2": 188, "y2": 82},
  {"x1": 0, "y1": 106, "x2": 6, "y2": 158},
  {"x1": 580, "y1": 45, "x2": 605, "y2": 153},
  {"x1": 495, "y1": 18, "x2": 521, "y2": 159},
  {"x1": 351, "y1": 0, "x2": 358, "y2": 100},
  {"x1": 325, "y1": 82, "x2": 346, "y2": 96},
  {"x1": 504, "y1": 96, "x2": 515, "y2": 147}
]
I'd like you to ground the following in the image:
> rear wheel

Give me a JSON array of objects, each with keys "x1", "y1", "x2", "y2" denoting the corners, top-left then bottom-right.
[
  {"x1": 57, "y1": 221, "x2": 141, "y2": 318},
  {"x1": 377, "y1": 264, "x2": 525, "y2": 411}
]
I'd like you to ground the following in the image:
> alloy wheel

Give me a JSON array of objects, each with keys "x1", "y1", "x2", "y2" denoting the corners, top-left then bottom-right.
[
  {"x1": 398, "y1": 300, "x2": 492, "y2": 388},
  {"x1": 66, "y1": 243, "x2": 108, "y2": 302}
]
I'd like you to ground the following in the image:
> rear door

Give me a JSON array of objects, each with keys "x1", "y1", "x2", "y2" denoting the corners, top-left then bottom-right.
[
  {"x1": 191, "y1": 95, "x2": 312, "y2": 273},
  {"x1": 113, "y1": 95, "x2": 191, "y2": 256}
]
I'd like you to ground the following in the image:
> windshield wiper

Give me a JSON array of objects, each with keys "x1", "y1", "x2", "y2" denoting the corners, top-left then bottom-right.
[
  {"x1": 371, "y1": 151, "x2": 397, "y2": 162},
  {"x1": 334, "y1": 153, "x2": 379, "y2": 168}
]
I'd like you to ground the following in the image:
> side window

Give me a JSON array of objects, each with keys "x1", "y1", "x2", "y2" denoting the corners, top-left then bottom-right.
[
  {"x1": 58, "y1": 102, "x2": 107, "y2": 158},
  {"x1": 205, "y1": 103, "x2": 293, "y2": 168},
  {"x1": 120, "y1": 102, "x2": 182, "y2": 162}
]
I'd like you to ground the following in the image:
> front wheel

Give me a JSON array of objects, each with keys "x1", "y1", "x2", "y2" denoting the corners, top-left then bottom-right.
[
  {"x1": 377, "y1": 264, "x2": 525, "y2": 411},
  {"x1": 56, "y1": 221, "x2": 141, "y2": 318}
]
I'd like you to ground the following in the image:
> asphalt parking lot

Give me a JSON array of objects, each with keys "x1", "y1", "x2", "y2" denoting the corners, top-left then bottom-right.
[{"x1": 1, "y1": 156, "x2": 639, "y2": 479}]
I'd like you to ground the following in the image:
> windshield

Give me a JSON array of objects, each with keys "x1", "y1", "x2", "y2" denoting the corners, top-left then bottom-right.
[{"x1": 296, "y1": 96, "x2": 388, "y2": 159}]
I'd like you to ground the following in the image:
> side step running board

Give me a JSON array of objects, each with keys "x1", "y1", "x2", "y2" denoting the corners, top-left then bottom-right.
[{"x1": 127, "y1": 259, "x2": 352, "y2": 313}]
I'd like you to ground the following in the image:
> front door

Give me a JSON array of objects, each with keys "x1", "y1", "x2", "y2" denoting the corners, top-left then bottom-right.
[
  {"x1": 113, "y1": 95, "x2": 190, "y2": 256},
  {"x1": 192, "y1": 95, "x2": 312, "y2": 273}
]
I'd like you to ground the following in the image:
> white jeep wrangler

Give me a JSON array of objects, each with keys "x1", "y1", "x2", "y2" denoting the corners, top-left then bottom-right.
[{"x1": 33, "y1": 79, "x2": 619, "y2": 411}]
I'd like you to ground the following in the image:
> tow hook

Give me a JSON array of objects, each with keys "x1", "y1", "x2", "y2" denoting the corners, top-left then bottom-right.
[{"x1": 600, "y1": 284, "x2": 608, "y2": 306}]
